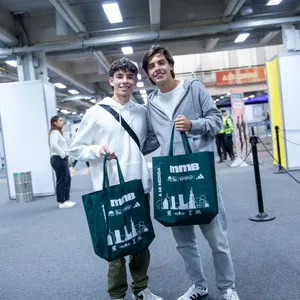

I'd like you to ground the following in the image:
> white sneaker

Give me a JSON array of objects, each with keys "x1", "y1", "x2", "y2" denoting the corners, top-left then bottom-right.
[
  {"x1": 58, "y1": 201, "x2": 76, "y2": 209},
  {"x1": 132, "y1": 288, "x2": 164, "y2": 300},
  {"x1": 177, "y1": 285, "x2": 208, "y2": 300},
  {"x1": 222, "y1": 289, "x2": 240, "y2": 300}
]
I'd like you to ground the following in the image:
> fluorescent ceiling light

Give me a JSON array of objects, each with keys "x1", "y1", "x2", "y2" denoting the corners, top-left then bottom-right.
[
  {"x1": 137, "y1": 74, "x2": 142, "y2": 80},
  {"x1": 54, "y1": 83, "x2": 66, "y2": 89},
  {"x1": 102, "y1": 2, "x2": 123, "y2": 24},
  {"x1": 215, "y1": 99, "x2": 219, "y2": 102},
  {"x1": 220, "y1": 96, "x2": 224, "y2": 99},
  {"x1": 61, "y1": 109, "x2": 70, "y2": 114},
  {"x1": 72, "y1": 112, "x2": 77, "y2": 115},
  {"x1": 142, "y1": 94, "x2": 147, "y2": 98},
  {"x1": 243, "y1": 97, "x2": 248, "y2": 100},
  {"x1": 56, "y1": 108, "x2": 60, "y2": 111},
  {"x1": 267, "y1": 0, "x2": 283, "y2": 5},
  {"x1": 5, "y1": 60, "x2": 17, "y2": 67},
  {"x1": 235, "y1": 33, "x2": 250, "y2": 43},
  {"x1": 68, "y1": 89, "x2": 79, "y2": 95},
  {"x1": 90, "y1": 99, "x2": 96, "y2": 103},
  {"x1": 249, "y1": 95, "x2": 255, "y2": 98},
  {"x1": 137, "y1": 82, "x2": 144, "y2": 88},
  {"x1": 140, "y1": 89, "x2": 147, "y2": 94},
  {"x1": 122, "y1": 46, "x2": 133, "y2": 55},
  {"x1": 80, "y1": 113, "x2": 84, "y2": 116}
]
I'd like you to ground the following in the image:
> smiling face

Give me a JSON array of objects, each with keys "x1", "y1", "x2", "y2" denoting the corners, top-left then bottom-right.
[
  {"x1": 147, "y1": 53, "x2": 174, "y2": 86},
  {"x1": 109, "y1": 69, "x2": 137, "y2": 99}
]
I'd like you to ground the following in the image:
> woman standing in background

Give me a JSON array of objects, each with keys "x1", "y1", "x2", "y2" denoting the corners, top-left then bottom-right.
[{"x1": 49, "y1": 115, "x2": 76, "y2": 209}]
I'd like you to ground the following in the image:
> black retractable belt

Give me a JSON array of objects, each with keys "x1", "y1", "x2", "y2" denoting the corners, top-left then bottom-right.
[{"x1": 99, "y1": 104, "x2": 140, "y2": 149}]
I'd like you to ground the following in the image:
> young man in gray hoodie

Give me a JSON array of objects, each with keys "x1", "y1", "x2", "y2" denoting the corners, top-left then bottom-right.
[{"x1": 142, "y1": 46, "x2": 240, "y2": 300}]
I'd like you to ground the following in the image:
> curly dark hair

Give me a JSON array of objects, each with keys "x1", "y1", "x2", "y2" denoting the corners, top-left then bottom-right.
[
  {"x1": 142, "y1": 45, "x2": 175, "y2": 85},
  {"x1": 108, "y1": 58, "x2": 138, "y2": 78}
]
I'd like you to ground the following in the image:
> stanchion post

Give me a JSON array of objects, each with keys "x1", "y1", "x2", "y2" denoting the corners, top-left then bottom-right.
[
  {"x1": 274, "y1": 125, "x2": 285, "y2": 174},
  {"x1": 249, "y1": 135, "x2": 275, "y2": 222}
]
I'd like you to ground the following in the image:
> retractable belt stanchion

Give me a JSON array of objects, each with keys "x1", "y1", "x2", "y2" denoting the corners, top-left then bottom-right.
[
  {"x1": 249, "y1": 134, "x2": 275, "y2": 222},
  {"x1": 274, "y1": 125, "x2": 285, "y2": 174}
]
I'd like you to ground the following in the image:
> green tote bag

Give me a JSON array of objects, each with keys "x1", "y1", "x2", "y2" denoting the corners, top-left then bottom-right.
[
  {"x1": 82, "y1": 154, "x2": 155, "y2": 261},
  {"x1": 152, "y1": 127, "x2": 218, "y2": 227}
]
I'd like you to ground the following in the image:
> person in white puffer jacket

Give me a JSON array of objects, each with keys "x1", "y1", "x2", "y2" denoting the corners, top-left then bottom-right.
[{"x1": 69, "y1": 58, "x2": 163, "y2": 300}]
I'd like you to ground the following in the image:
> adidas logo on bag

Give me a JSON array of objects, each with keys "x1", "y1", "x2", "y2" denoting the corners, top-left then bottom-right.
[{"x1": 133, "y1": 202, "x2": 141, "y2": 208}]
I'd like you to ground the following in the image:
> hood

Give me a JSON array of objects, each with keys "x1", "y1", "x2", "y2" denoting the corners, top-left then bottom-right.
[
  {"x1": 97, "y1": 96, "x2": 136, "y2": 109},
  {"x1": 147, "y1": 79, "x2": 198, "y2": 104},
  {"x1": 96, "y1": 96, "x2": 136, "y2": 124}
]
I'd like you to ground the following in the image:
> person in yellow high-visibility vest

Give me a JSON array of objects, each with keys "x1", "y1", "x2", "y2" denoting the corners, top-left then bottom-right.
[
  {"x1": 223, "y1": 110, "x2": 235, "y2": 160},
  {"x1": 215, "y1": 110, "x2": 234, "y2": 162}
]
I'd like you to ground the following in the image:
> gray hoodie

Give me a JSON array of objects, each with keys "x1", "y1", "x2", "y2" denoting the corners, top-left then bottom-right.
[{"x1": 143, "y1": 79, "x2": 222, "y2": 156}]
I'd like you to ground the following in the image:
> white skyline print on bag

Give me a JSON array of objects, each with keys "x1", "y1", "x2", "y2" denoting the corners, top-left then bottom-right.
[
  {"x1": 107, "y1": 217, "x2": 149, "y2": 246},
  {"x1": 157, "y1": 188, "x2": 210, "y2": 210}
]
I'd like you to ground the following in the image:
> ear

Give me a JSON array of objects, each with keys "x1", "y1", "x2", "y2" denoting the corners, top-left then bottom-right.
[{"x1": 108, "y1": 77, "x2": 114, "y2": 87}]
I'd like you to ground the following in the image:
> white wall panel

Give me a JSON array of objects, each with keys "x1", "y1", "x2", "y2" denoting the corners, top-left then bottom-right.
[
  {"x1": 0, "y1": 80, "x2": 55, "y2": 198},
  {"x1": 278, "y1": 54, "x2": 300, "y2": 169}
]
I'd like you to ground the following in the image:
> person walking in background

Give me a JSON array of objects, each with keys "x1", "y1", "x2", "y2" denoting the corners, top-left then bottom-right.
[
  {"x1": 69, "y1": 58, "x2": 163, "y2": 300},
  {"x1": 142, "y1": 45, "x2": 240, "y2": 300},
  {"x1": 70, "y1": 159, "x2": 90, "y2": 173},
  {"x1": 49, "y1": 115, "x2": 76, "y2": 209}
]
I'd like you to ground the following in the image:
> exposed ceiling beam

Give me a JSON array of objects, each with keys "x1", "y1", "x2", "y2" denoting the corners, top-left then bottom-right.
[
  {"x1": 0, "y1": 69, "x2": 18, "y2": 81},
  {"x1": 259, "y1": 31, "x2": 280, "y2": 46},
  {"x1": 1, "y1": 15, "x2": 300, "y2": 56},
  {"x1": 205, "y1": 38, "x2": 220, "y2": 51},
  {"x1": 93, "y1": 51, "x2": 110, "y2": 72},
  {"x1": 149, "y1": 0, "x2": 161, "y2": 30},
  {"x1": 47, "y1": 58, "x2": 95, "y2": 94},
  {"x1": 224, "y1": 0, "x2": 247, "y2": 19},
  {"x1": 0, "y1": 25, "x2": 18, "y2": 47},
  {"x1": 49, "y1": 0, "x2": 86, "y2": 33}
]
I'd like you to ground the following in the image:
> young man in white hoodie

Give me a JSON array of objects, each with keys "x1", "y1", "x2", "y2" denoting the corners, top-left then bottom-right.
[{"x1": 69, "y1": 58, "x2": 163, "y2": 300}]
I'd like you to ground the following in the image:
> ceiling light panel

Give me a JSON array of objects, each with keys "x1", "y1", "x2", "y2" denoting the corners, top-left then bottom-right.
[
  {"x1": 102, "y1": 2, "x2": 123, "y2": 24},
  {"x1": 267, "y1": 0, "x2": 283, "y2": 5},
  {"x1": 54, "y1": 83, "x2": 66, "y2": 89},
  {"x1": 234, "y1": 33, "x2": 250, "y2": 43},
  {"x1": 5, "y1": 60, "x2": 17, "y2": 67},
  {"x1": 68, "y1": 89, "x2": 79, "y2": 95},
  {"x1": 122, "y1": 46, "x2": 133, "y2": 55}
]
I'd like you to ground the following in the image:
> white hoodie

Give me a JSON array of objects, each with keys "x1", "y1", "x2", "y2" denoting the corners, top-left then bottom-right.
[{"x1": 69, "y1": 97, "x2": 152, "y2": 193}]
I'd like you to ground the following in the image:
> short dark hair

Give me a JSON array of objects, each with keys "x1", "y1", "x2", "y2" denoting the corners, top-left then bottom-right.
[
  {"x1": 142, "y1": 45, "x2": 175, "y2": 85},
  {"x1": 108, "y1": 58, "x2": 138, "y2": 78},
  {"x1": 221, "y1": 110, "x2": 226, "y2": 113}
]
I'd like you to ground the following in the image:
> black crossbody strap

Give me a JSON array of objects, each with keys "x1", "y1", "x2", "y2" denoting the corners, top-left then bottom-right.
[{"x1": 99, "y1": 104, "x2": 140, "y2": 149}]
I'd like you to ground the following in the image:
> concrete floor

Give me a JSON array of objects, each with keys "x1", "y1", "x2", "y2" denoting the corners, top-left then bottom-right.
[{"x1": 1, "y1": 153, "x2": 300, "y2": 300}]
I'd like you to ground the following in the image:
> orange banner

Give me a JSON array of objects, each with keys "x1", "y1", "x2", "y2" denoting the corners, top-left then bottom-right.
[{"x1": 216, "y1": 66, "x2": 266, "y2": 86}]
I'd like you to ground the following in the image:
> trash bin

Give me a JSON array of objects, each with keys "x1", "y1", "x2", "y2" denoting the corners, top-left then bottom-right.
[{"x1": 13, "y1": 172, "x2": 34, "y2": 203}]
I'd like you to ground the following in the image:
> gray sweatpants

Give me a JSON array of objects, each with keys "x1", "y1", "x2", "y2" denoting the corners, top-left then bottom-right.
[{"x1": 171, "y1": 186, "x2": 236, "y2": 293}]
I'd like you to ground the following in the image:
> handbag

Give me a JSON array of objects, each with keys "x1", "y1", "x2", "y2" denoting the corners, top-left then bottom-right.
[
  {"x1": 82, "y1": 154, "x2": 155, "y2": 261},
  {"x1": 152, "y1": 126, "x2": 218, "y2": 226}
]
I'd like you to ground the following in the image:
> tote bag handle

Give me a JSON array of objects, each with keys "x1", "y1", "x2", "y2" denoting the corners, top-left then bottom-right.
[
  {"x1": 102, "y1": 153, "x2": 125, "y2": 190},
  {"x1": 168, "y1": 125, "x2": 192, "y2": 156}
]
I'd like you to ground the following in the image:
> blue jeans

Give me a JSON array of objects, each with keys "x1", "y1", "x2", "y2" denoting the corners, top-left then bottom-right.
[{"x1": 171, "y1": 186, "x2": 235, "y2": 293}]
